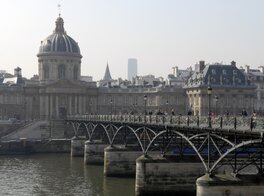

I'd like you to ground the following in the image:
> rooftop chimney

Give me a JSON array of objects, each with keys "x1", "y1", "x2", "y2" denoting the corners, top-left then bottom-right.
[
  {"x1": 245, "y1": 65, "x2": 250, "y2": 74},
  {"x1": 231, "y1": 61, "x2": 236, "y2": 67},
  {"x1": 14, "y1": 67, "x2": 22, "y2": 77},
  {"x1": 199, "y1": 60, "x2": 205, "y2": 73}
]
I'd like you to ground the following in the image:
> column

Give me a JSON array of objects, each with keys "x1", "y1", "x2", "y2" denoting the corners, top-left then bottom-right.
[
  {"x1": 75, "y1": 96, "x2": 78, "y2": 114},
  {"x1": 50, "y1": 95, "x2": 53, "y2": 119},
  {"x1": 56, "y1": 95, "x2": 59, "y2": 118},
  {"x1": 45, "y1": 95, "x2": 49, "y2": 119},
  {"x1": 78, "y1": 95, "x2": 82, "y2": 114},
  {"x1": 39, "y1": 95, "x2": 44, "y2": 119},
  {"x1": 68, "y1": 96, "x2": 72, "y2": 115},
  {"x1": 83, "y1": 96, "x2": 86, "y2": 114}
]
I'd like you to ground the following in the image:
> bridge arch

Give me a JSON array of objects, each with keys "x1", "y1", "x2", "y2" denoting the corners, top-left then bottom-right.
[
  {"x1": 146, "y1": 129, "x2": 263, "y2": 174},
  {"x1": 209, "y1": 138, "x2": 263, "y2": 173},
  {"x1": 111, "y1": 125, "x2": 157, "y2": 152},
  {"x1": 90, "y1": 123, "x2": 118, "y2": 144},
  {"x1": 145, "y1": 129, "x2": 208, "y2": 171}
]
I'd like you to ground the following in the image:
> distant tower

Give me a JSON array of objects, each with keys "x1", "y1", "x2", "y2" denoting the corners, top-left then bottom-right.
[{"x1": 127, "y1": 58, "x2": 137, "y2": 81}]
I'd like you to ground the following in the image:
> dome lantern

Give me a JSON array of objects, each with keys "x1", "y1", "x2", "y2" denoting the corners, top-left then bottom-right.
[{"x1": 54, "y1": 16, "x2": 65, "y2": 34}]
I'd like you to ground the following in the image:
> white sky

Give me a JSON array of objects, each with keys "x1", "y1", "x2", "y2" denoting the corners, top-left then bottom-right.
[{"x1": 0, "y1": 0, "x2": 264, "y2": 80}]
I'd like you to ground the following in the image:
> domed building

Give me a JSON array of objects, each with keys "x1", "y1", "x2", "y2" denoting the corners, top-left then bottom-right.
[
  {"x1": 34, "y1": 15, "x2": 97, "y2": 120},
  {"x1": 0, "y1": 15, "x2": 190, "y2": 130},
  {"x1": 37, "y1": 16, "x2": 82, "y2": 83}
]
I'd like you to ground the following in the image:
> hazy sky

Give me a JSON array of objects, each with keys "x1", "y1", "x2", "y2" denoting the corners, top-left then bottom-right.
[{"x1": 0, "y1": 0, "x2": 264, "y2": 80}]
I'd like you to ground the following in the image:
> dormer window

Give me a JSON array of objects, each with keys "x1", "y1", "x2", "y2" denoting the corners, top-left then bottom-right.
[
  {"x1": 223, "y1": 70, "x2": 227, "y2": 75},
  {"x1": 212, "y1": 69, "x2": 216, "y2": 74},
  {"x1": 233, "y1": 70, "x2": 237, "y2": 75}
]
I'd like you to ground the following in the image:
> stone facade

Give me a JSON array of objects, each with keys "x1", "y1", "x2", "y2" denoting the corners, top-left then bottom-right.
[
  {"x1": 97, "y1": 86, "x2": 186, "y2": 115},
  {"x1": 184, "y1": 61, "x2": 256, "y2": 116},
  {"x1": 241, "y1": 65, "x2": 264, "y2": 114}
]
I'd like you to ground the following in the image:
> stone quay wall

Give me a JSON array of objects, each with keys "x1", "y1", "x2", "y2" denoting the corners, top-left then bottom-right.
[{"x1": 0, "y1": 139, "x2": 71, "y2": 154}]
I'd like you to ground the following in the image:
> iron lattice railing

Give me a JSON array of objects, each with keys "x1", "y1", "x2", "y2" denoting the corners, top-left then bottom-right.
[{"x1": 67, "y1": 114, "x2": 264, "y2": 132}]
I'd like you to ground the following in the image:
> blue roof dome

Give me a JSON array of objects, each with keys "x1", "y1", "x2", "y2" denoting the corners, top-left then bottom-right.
[{"x1": 38, "y1": 16, "x2": 81, "y2": 55}]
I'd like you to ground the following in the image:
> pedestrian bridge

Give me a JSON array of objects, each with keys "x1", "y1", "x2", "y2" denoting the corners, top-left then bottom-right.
[
  {"x1": 66, "y1": 114, "x2": 264, "y2": 195},
  {"x1": 66, "y1": 114, "x2": 264, "y2": 175}
]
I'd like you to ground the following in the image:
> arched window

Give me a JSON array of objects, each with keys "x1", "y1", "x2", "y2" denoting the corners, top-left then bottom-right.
[
  {"x1": 73, "y1": 65, "x2": 78, "y2": 80},
  {"x1": 58, "y1": 64, "x2": 65, "y2": 79},
  {"x1": 43, "y1": 65, "x2": 49, "y2": 79}
]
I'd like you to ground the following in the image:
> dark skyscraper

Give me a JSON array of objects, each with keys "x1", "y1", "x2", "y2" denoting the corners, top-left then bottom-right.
[{"x1": 127, "y1": 58, "x2": 137, "y2": 81}]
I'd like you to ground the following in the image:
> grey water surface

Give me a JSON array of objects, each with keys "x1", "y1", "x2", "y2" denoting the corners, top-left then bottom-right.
[{"x1": 0, "y1": 154, "x2": 135, "y2": 196}]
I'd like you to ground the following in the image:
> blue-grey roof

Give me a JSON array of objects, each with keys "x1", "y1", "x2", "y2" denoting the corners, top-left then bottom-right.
[
  {"x1": 185, "y1": 63, "x2": 255, "y2": 88},
  {"x1": 38, "y1": 17, "x2": 80, "y2": 55}
]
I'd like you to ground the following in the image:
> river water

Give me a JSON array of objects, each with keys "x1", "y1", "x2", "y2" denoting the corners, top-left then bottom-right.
[{"x1": 0, "y1": 154, "x2": 135, "y2": 196}]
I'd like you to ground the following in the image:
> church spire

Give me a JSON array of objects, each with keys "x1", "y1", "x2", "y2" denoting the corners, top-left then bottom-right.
[{"x1": 103, "y1": 63, "x2": 112, "y2": 80}]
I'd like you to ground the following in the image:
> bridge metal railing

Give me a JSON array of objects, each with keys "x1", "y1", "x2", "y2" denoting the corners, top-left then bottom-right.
[{"x1": 67, "y1": 114, "x2": 264, "y2": 132}]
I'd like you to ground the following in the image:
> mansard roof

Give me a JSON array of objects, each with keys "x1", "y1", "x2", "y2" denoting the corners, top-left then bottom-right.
[{"x1": 184, "y1": 63, "x2": 255, "y2": 89}]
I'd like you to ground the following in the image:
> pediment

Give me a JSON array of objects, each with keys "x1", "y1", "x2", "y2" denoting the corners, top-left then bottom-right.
[{"x1": 42, "y1": 79, "x2": 86, "y2": 94}]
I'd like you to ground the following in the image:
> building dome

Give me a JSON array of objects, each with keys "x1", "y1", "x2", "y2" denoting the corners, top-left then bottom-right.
[{"x1": 38, "y1": 16, "x2": 81, "y2": 55}]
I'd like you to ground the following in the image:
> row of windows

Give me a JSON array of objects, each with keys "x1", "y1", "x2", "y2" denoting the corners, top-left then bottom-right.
[
  {"x1": 43, "y1": 64, "x2": 79, "y2": 80},
  {"x1": 101, "y1": 95, "x2": 182, "y2": 106},
  {"x1": 211, "y1": 69, "x2": 238, "y2": 75}
]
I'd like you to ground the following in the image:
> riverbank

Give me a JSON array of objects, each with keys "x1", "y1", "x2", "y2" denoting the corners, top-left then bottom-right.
[{"x1": 0, "y1": 139, "x2": 71, "y2": 155}]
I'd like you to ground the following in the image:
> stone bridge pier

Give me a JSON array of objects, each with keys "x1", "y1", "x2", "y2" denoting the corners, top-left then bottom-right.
[
  {"x1": 196, "y1": 174, "x2": 264, "y2": 196},
  {"x1": 71, "y1": 136, "x2": 86, "y2": 157},
  {"x1": 104, "y1": 145, "x2": 143, "y2": 177},
  {"x1": 84, "y1": 140, "x2": 109, "y2": 164},
  {"x1": 135, "y1": 154, "x2": 264, "y2": 196},
  {"x1": 135, "y1": 155, "x2": 204, "y2": 196}
]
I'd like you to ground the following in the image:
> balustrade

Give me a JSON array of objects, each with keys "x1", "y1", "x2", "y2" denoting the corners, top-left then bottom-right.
[{"x1": 66, "y1": 114, "x2": 264, "y2": 132}]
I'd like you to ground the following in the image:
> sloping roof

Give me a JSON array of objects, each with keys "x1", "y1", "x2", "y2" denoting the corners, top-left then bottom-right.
[
  {"x1": 2, "y1": 77, "x2": 17, "y2": 84},
  {"x1": 185, "y1": 64, "x2": 254, "y2": 88}
]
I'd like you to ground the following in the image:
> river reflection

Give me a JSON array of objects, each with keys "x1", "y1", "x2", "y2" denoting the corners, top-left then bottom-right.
[{"x1": 0, "y1": 154, "x2": 135, "y2": 196}]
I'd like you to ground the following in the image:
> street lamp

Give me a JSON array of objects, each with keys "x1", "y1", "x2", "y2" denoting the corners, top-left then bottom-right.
[
  {"x1": 143, "y1": 95, "x2": 147, "y2": 123},
  {"x1": 166, "y1": 100, "x2": 169, "y2": 115},
  {"x1": 89, "y1": 101, "x2": 92, "y2": 114},
  {"x1": 207, "y1": 86, "x2": 212, "y2": 128},
  {"x1": 143, "y1": 95, "x2": 147, "y2": 115},
  {"x1": 215, "y1": 96, "x2": 219, "y2": 115},
  {"x1": 110, "y1": 99, "x2": 113, "y2": 121}
]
